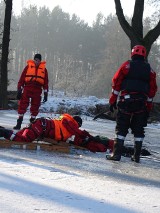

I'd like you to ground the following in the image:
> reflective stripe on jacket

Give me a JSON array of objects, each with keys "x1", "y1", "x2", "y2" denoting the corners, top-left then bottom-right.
[
  {"x1": 25, "y1": 60, "x2": 46, "y2": 85},
  {"x1": 53, "y1": 114, "x2": 79, "y2": 141}
]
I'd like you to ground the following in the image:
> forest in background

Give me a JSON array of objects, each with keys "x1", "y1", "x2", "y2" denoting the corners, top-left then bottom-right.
[{"x1": 0, "y1": 2, "x2": 160, "y2": 99}]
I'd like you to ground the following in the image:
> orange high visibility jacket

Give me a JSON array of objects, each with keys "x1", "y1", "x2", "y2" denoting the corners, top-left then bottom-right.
[
  {"x1": 25, "y1": 60, "x2": 46, "y2": 85},
  {"x1": 53, "y1": 114, "x2": 79, "y2": 141}
]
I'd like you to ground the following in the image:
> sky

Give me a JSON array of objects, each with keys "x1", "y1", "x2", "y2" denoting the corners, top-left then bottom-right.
[
  {"x1": 11, "y1": 0, "x2": 138, "y2": 25},
  {"x1": 0, "y1": 91, "x2": 160, "y2": 213}
]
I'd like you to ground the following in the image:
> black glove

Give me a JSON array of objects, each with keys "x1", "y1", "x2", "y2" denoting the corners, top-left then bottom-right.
[
  {"x1": 83, "y1": 135, "x2": 99, "y2": 144},
  {"x1": 43, "y1": 92, "x2": 48, "y2": 102},
  {"x1": 92, "y1": 135, "x2": 101, "y2": 142},
  {"x1": 109, "y1": 102, "x2": 117, "y2": 113},
  {"x1": 82, "y1": 136, "x2": 90, "y2": 145},
  {"x1": 16, "y1": 89, "x2": 22, "y2": 100}
]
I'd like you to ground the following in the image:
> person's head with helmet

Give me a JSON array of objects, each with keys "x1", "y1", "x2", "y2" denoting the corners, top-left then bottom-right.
[{"x1": 131, "y1": 45, "x2": 146, "y2": 60}]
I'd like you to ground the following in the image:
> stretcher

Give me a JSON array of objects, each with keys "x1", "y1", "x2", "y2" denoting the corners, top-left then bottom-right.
[{"x1": 0, "y1": 138, "x2": 87, "y2": 153}]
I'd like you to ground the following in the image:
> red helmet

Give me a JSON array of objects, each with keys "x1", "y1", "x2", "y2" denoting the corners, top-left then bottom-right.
[{"x1": 131, "y1": 45, "x2": 146, "y2": 58}]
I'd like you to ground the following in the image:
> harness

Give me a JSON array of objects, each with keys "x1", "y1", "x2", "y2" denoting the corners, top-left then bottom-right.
[
  {"x1": 118, "y1": 93, "x2": 147, "y2": 114},
  {"x1": 120, "y1": 93, "x2": 147, "y2": 102},
  {"x1": 40, "y1": 117, "x2": 55, "y2": 139},
  {"x1": 31, "y1": 117, "x2": 47, "y2": 141},
  {"x1": 41, "y1": 117, "x2": 46, "y2": 133}
]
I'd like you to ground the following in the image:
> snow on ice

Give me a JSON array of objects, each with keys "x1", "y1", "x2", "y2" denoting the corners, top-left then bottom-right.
[{"x1": 0, "y1": 91, "x2": 160, "y2": 213}]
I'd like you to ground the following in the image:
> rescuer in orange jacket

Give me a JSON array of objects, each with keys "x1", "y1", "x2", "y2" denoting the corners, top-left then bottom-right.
[
  {"x1": 13, "y1": 53, "x2": 49, "y2": 130},
  {"x1": 106, "y1": 45, "x2": 157, "y2": 163},
  {"x1": 0, "y1": 114, "x2": 114, "y2": 152}
]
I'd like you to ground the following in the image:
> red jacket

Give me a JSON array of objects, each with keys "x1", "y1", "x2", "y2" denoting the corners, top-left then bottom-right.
[{"x1": 110, "y1": 60, "x2": 157, "y2": 104}]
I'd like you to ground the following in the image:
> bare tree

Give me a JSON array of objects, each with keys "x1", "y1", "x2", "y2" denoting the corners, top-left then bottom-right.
[
  {"x1": 114, "y1": 0, "x2": 160, "y2": 56},
  {"x1": 0, "y1": 0, "x2": 12, "y2": 109}
]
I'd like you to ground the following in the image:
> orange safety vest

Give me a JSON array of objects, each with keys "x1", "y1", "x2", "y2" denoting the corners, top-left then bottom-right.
[
  {"x1": 53, "y1": 114, "x2": 79, "y2": 141},
  {"x1": 25, "y1": 60, "x2": 46, "y2": 85}
]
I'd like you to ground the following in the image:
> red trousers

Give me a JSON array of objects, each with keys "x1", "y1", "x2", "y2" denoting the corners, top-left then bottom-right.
[
  {"x1": 18, "y1": 87, "x2": 42, "y2": 116},
  {"x1": 14, "y1": 119, "x2": 55, "y2": 142},
  {"x1": 73, "y1": 135, "x2": 114, "y2": 152}
]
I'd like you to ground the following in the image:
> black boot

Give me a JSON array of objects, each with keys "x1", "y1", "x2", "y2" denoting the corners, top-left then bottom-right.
[
  {"x1": 106, "y1": 139, "x2": 124, "y2": 161},
  {"x1": 131, "y1": 141, "x2": 142, "y2": 163},
  {"x1": 0, "y1": 128, "x2": 12, "y2": 138},
  {"x1": 13, "y1": 117, "x2": 23, "y2": 130}
]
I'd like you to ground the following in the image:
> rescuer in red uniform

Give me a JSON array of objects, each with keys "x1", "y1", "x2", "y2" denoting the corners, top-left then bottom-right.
[
  {"x1": 13, "y1": 53, "x2": 49, "y2": 130},
  {"x1": 106, "y1": 45, "x2": 157, "y2": 163}
]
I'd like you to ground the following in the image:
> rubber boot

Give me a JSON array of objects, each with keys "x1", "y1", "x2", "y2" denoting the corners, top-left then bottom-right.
[
  {"x1": 0, "y1": 128, "x2": 12, "y2": 138},
  {"x1": 108, "y1": 139, "x2": 114, "y2": 152},
  {"x1": 131, "y1": 141, "x2": 142, "y2": 163},
  {"x1": 13, "y1": 117, "x2": 23, "y2": 130},
  {"x1": 106, "y1": 139, "x2": 124, "y2": 161}
]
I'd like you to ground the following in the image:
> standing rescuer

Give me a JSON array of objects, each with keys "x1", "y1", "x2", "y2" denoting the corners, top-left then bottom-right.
[
  {"x1": 106, "y1": 45, "x2": 157, "y2": 163},
  {"x1": 13, "y1": 53, "x2": 49, "y2": 130}
]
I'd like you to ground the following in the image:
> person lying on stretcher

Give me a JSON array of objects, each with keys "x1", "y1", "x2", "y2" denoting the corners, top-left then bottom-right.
[
  {"x1": 0, "y1": 114, "x2": 114, "y2": 153},
  {"x1": 0, "y1": 114, "x2": 150, "y2": 156}
]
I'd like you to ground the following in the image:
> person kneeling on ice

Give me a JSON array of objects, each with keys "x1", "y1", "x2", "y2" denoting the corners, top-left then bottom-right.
[{"x1": 0, "y1": 114, "x2": 114, "y2": 152}]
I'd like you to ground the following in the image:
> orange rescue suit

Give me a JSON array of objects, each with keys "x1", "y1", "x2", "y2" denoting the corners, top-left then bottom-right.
[
  {"x1": 53, "y1": 114, "x2": 79, "y2": 141},
  {"x1": 25, "y1": 60, "x2": 46, "y2": 85}
]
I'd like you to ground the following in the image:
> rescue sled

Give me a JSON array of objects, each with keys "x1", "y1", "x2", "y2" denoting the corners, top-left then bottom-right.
[{"x1": 0, "y1": 138, "x2": 87, "y2": 153}]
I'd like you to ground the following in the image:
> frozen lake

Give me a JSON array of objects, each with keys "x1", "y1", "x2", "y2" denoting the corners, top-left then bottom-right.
[{"x1": 0, "y1": 110, "x2": 160, "y2": 213}]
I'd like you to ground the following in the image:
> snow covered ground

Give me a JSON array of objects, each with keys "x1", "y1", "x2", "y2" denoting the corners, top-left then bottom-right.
[{"x1": 0, "y1": 92, "x2": 160, "y2": 213}]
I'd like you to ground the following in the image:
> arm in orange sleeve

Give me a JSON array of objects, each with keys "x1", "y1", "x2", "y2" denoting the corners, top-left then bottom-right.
[
  {"x1": 62, "y1": 118, "x2": 90, "y2": 139},
  {"x1": 17, "y1": 66, "x2": 28, "y2": 90}
]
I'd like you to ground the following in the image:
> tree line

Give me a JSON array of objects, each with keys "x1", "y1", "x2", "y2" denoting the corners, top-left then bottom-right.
[{"x1": 0, "y1": 1, "x2": 160, "y2": 101}]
